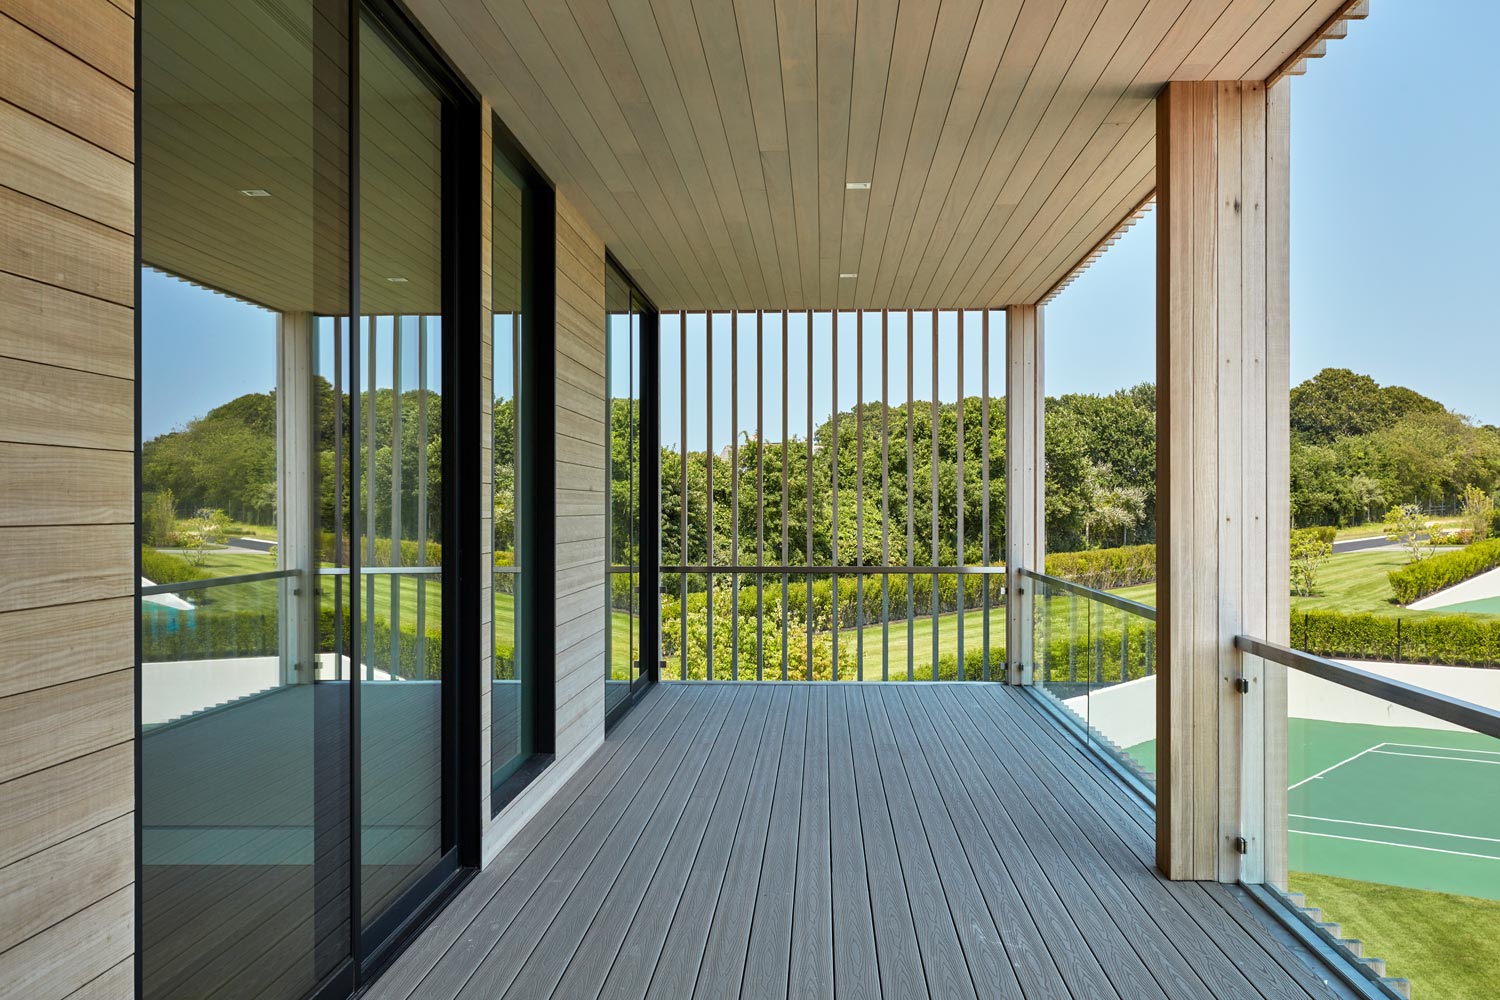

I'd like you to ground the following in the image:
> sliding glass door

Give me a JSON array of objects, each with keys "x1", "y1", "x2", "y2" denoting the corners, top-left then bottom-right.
[{"x1": 139, "y1": 3, "x2": 471, "y2": 997}]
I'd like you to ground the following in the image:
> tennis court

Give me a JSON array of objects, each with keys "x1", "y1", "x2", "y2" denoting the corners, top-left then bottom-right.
[{"x1": 1289, "y1": 717, "x2": 1500, "y2": 900}]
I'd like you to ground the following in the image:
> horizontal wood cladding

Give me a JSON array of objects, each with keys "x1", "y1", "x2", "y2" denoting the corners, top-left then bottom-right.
[
  {"x1": 0, "y1": 813, "x2": 133, "y2": 955},
  {"x1": 0, "y1": 12, "x2": 133, "y2": 162},
  {"x1": 0, "y1": 670, "x2": 133, "y2": 786},
  {"x1": 0, "y1": 886, "x2": 133, "y2": 1000},
  {"x1": 0, "y1": 357, "x2": 134, "y2": 451},
  {"x1": 0, "y1": 271, "x2": 133, "y2": 378},
  {"x1": 0, "y1": 443, "x2": 134, "y2": 525},
  {"x1": 0, "y1": 743, "x2": 133, "y2": 869},
  {"x1": 0, "y1": 187, "x2": 134, "y2": 306},
  {"x1": 0, "y1": 525, "x2": 135, "y2": 613},
  {"x1": 0, "y1": 0, "x2": 136, "y2": 983},
  {"x1": 0, "y1": 598, "x2": 134, "y2": 700}
]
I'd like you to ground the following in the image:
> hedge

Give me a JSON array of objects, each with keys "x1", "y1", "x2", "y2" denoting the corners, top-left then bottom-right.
[
  {"x1": 141, "y1": 545, "x2": 209, "y2": 585},
  {"x1": 1387, "y1": 537, "x2": 1500, "y2": 605},
  {"x1": 1292, "y1": 610, "x2": 1500, "y2": 667},
  {"x1": 142, "y1": 605, "x2": 443, "y2": 680},
  {"x1": 1044, "y1": 544, "x2": 1156, "y2": 590}
]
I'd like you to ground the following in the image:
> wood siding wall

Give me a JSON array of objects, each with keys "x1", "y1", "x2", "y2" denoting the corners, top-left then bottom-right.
[
  {"x1": 482, "y1": 188, "x2": 608, "y2": 861},
  {"x1": 1155, "y1": 80, "x2": 1290, "y2": 884},
  {"x1": 0, "y1": 2, "x2": 137, "y2": 998}
]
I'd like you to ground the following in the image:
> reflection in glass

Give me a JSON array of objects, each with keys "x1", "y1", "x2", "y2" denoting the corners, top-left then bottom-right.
[
  {"x1": 139, "y1": 0, "x2": 351, "y2": 996},
  {"x1": 354, "y1": 9, "x2": 446, "y2": 929},
  {"x1": 606, "y1": 267, "x2": 639, "y2": 714},
  {"x1": 492, "y1": 144, "x2": 535, "y2": 790}
]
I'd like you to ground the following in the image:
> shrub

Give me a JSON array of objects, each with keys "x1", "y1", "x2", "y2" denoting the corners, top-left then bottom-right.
[
  {"x1": 1044, "y1": 544, "x2": 1156, "y2": 590},
  {"x1": 1290, "y1": 528, "x2": 1333, "y2": 597},
  {"x1": 1387, "y1": 537, "x2": 1500, "y2": 605},
  {"x1": 1293, "y1": 610, "x2": 1500, "y2": 667},
  {"x1": 140, "y1": 545, "x2": 209, "y2": 585}
]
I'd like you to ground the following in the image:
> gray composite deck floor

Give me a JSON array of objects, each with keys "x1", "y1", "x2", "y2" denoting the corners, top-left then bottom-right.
[{"x1": 368, "y1": 682, "x2": 1349, "y2": 1000}]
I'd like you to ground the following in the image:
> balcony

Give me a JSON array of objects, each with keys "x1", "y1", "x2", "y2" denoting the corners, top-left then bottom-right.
[{"x1": 369, "y1": 681, "x2": 1359, "y2": 1000}]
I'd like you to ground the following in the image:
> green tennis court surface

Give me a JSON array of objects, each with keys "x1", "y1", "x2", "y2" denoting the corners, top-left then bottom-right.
[
  {"x1": 1431, "y1": 595, "x2": 1500, "y2": 614},
  {"x1": 1289, "y1": 718, "x2": 1500, "y2": 900}
]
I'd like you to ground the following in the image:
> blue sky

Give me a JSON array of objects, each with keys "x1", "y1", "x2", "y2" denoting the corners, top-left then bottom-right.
[
  {"x1": 146, "y1": 2, "x2": 1499, "y2": 439},
  {"x1": 1048, "y1": 0, "x2": 1500, "y2": 425}
]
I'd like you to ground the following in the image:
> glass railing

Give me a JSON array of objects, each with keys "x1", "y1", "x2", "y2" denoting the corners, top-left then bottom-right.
[
  {"x1": 656, "y1": 566, "x2": 1007, "y2": 681},
  {"x1": 140, "y1": 570, "x2": 295, "y2": 726},
  {"x1": 1021, "y1": 568, "x2": 1157, "y2": 784},
  {"x1": 1239, "y1": 636, "x2": 1500, "y2": 1000}
]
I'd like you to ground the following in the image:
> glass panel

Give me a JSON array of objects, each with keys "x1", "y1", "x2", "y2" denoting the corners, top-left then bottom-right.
[
  {"x1": 356, "y1": 9, "x2": 446, "y2": 929},
  {"x1": 606, "y1": 267, "x2": 637, "y2": 715},
  {"x1": 1029, "y1": 574, "x2": 1158, "y2": 782},
  {"x1": 139, "y1": 0, "x2": 351, "y2": 994},
  {"x1": 491, "y1": 139, "x2": 533, "y2": 789},
  {"x1": 1281, "y1": 667, "x2": 1500, "y2": 998}
]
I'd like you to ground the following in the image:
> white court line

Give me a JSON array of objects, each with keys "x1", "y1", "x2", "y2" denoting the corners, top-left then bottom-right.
[
  {"x1": 1288, "y1": 743, "x2": 1387, "y2": 791},
  {"x1": 1289, "y1": 814, "x2": 1500, "y2": 845},
  {"x1": 1371, "y1": 750, "x2": 1500, "y2": 766},
  {"x1": 1289, "y1": 829, "x2": 1500, "y2": 862},
  {"x1": 1384, "y1": 742, "x2": 1500, "y2": 758}
]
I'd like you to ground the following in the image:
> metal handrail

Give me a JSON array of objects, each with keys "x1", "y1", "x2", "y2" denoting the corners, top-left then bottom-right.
[
  {"x1": 1017, "y1": 568, "x2": 1157, "y2": 622},
  {"x1": 317, "y1": 565, "x2": 443, "y2": 576},
  {"x1": 140, "y1": 569, "x2": 297, "y2": 596},
  {"x1": 1235, "y1": 634, "x2": 1500, "y2": 741}
]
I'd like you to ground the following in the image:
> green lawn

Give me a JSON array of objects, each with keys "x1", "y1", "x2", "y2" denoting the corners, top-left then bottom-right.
[{"x1": 1290, "y1": 871, "x2": 1500, "y2": 1000}]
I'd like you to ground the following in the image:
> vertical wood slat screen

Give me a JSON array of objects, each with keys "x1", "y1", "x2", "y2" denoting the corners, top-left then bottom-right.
[{"x1": 651, "y1": 310, "x2": 1006, "y2": 682}]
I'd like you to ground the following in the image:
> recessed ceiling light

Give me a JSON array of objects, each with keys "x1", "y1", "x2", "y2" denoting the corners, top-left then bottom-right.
[
  {"x1": 387, "y1": 276, "x2": 408, "y2": 283},
  {"x1": 845, "y1": 181, "x2": 871, "y2": 190},
  {"x1": 839, "y1": 272, "x2": 858, "y2": 279},
  {"x1": 239, "y1": 188, "x2": 272, "y2": 197}
]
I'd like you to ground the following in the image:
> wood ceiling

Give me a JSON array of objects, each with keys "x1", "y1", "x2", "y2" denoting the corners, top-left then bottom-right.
[{"x1": 408, "y1": 0, "x2": 1345, "y2": 311}]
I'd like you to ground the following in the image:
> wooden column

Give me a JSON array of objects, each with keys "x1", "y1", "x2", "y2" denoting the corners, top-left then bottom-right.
[
  {"x1": 1005, "y1": 304, "x2": 1045, "y2": 685},
  {"x1": 277, "y1": 312, "x2": 317, "y2": 685},
  {"x1": 1156, "y1": 80, "x2": 1290, "y2": 883}
]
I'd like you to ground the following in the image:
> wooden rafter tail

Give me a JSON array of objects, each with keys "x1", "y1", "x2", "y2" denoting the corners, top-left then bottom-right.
[
  {"x1": 1039, "y1": 192, "x2": 1156, "y2": 305},
  {"x1": 1268, "y1": 0, "x2": 1372, "y2": 86}
]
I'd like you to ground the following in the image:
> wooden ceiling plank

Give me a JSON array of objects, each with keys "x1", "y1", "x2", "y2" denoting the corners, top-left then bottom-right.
[
  {"x1": 495, "y1": 0, "x2": 703, "y2": 305},
  {"x1": 850, "y1": 0, "x2": 941, "y2": 309},
  {"x1": 815, "y1": 0, "x2": 856, "y2": 308},
  {"x1": 834, "y1": 0, "x2": 899, "y2": 310},
  {"x1": 866, "y1": 0, "x2": 985, "y2": 309},
  {"x1": 651, "y1": 0, "x2": 769, "y2": 306},
  {"x1": 1204, "y1": 0, "x2": 1315, "y2": 78},
  {"x1": 881, "y1": 0, "x2": 1094, "y2": 310},
  {"x1": 1014, "y1": 146, "x2": 1154, "y2": 303},
  {"x1": 531, "y1": 0, "x2": 724, "y2": 306},
  {"x1": 733, "y1": 0, "x2": 803, "y2": 307},
  {"x1": 776, "y1": 0, "x2": 823, "y2": 309},
  {"x1": 912, "y1": 0, "x2": 1117, "y2": 309},
  {"x1": 690, "y1": 0, "x2": 786, "y2": 306},
  {"x1": 872, "y1": 0, "x2": 1026, "y2": 309},
  {"x1": 926, "y1": 0, "x2": 1163, "y2": 308},
  {"x1": 948, "y1": 0, "x2": 1237, "y2": 307},
  {"x1": 604, "y1": 0, "x2": 752, "y2": 305},
  {"x1": 984, "y1": 104, "x2": 1155, "y2": 304},
  {"x1": 1242, "y1": 2, "x2": 1349, "y2": 80}
]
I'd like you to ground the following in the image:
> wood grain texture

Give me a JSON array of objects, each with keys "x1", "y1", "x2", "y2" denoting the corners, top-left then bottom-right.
[
  {"x1": 402, "y1": 0, "x2": 1345, "y2": 309},
  {"x1": 1155, "y1": 80, "x2": 1289, "y2": 883},
  {"x1": 369, "y1": 684, "x2": 1343, "y2": 1000},
  {"x1": 0, "y1": 0, "x2": 136, "y2": 984}
]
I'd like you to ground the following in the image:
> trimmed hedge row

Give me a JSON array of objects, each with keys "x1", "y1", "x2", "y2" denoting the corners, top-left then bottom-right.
[
  {"x1": 1044, "y1": 544, "x2": 1156, "y2": 590},
  {"x1": 142, "y1": 606, "x2": 444, "y2": 679},
  {"x1": 1387, "y1": 537, "x2": 1500, "y2": 605},
  {"x1": 1292, "y1": 610, "x2": 1500, "y2": 667}
]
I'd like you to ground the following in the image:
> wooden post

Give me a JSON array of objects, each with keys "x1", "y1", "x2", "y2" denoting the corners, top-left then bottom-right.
[
  {"x1": 277, "y1": 311, "x2": 317, "y2": 685},
  {"x1": 1005, "y1": 304, "x2": 1044, "y2": 685},
  {"x1": 1156, "y1": 80, "x2": 1290, "y2": 884}
]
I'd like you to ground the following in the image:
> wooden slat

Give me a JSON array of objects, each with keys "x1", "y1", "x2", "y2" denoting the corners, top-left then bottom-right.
[
  {"x1": 0, "y1": 443, "x2": 133, "y2": 526},
  {"x1": 0, "y1": 886, "x2": 133, "y2": 1000},
  {"x1": 0, "y1": 272, "x2": 132, "y2": 378},
  {"x1": 0, "y1": 743, "x2": 132, "y2": 869},
  {"x1": 0, "y1": 525, "x2": 133, "y2": 613},
  {"x1": 0, "y1": 813, "x2": 132, "y2": 954},
  {"x1": 0, "y1": 11, "x2": 132, "y2": 160},
  {"x1": 0, "y1": 187, "x2": 133, "y2": 306},
  {"x1": 0, "y1": 101, "x2": 131, "y2": 234},
  {"x1": 0, "y1": 598, "x2": 133, "y2": 700}
]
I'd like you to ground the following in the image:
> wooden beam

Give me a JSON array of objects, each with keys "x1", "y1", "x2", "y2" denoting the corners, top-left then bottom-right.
[
  {"x1": 1155, "y1": 80, "x2": 1290, "y2": 883},
  {"x1": 1005, "y1": 304, "x2": 1044, "y2": 685}
]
